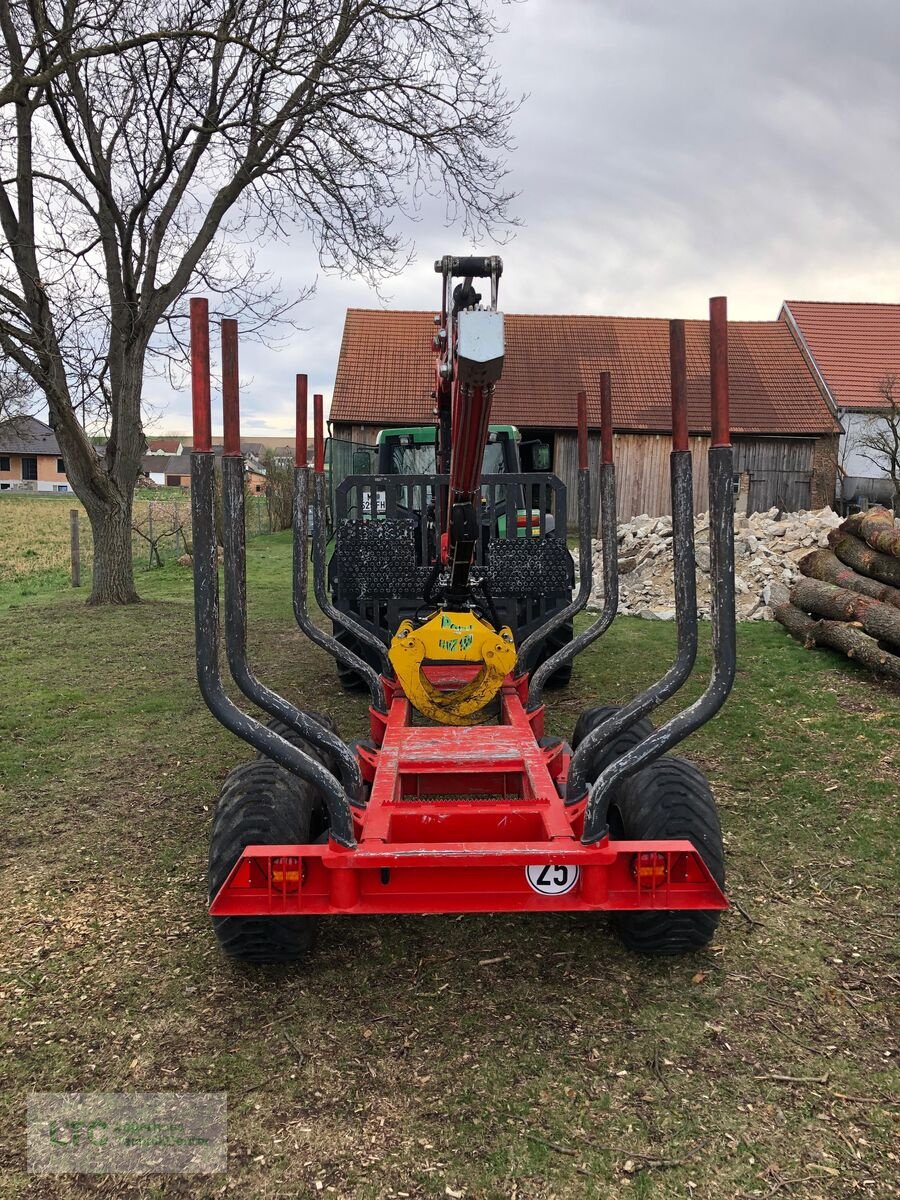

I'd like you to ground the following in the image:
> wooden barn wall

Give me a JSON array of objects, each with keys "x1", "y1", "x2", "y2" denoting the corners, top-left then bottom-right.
[
  {"x1": 555, "y1": 433, "x2": 711, "y2": 527},
  {"x1": 331, "y1": 422, "x2": 377, "y2": 445},
  {"x1": 731, "y1": 437, "x2": 815, "y2": 514}
]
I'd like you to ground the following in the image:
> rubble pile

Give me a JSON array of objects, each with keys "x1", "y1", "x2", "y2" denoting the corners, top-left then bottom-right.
[{"x1": 586, "y1": 506, "x2": 844, "y2": 621}]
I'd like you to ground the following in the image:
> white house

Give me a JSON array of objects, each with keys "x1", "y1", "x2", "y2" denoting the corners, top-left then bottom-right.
[{"x1": 781, "y1": 301, "x2": 899, "y2": 508}]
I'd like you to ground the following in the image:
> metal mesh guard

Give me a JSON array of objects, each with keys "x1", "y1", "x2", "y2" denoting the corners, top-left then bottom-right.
[
  {"x1": 487, "y1": 537, "x2": 571, "y2": 598},
  {"x1": 335, "y1": 519, "x2": 419, "y2": 598}
]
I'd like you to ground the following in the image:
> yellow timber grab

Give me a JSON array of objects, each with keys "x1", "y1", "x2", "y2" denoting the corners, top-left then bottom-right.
[{"x1": 388, "y1": 610, "x2": 517, "y2": 726}]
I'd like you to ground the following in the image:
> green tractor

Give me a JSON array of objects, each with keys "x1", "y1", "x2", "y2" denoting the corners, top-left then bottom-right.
[{"x1": 326, "y1": 422, "x2": 576, "y2": 692}]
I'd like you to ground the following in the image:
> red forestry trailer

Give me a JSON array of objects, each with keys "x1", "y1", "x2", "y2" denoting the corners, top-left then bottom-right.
[{"x1": 190, "y1": 257, "x2": 736, "y2": 962}]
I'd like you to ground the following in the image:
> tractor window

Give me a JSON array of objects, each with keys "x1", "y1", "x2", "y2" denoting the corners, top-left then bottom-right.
[
  {"x1": 381, "y1": 433, "x2": 517, "y2": 476},
  {"x1": 386, "y1": 443, "x2": 437, "y2": 475},
  {"x1": 482, "y1": 442, "x2": 507, "y2": 474}
]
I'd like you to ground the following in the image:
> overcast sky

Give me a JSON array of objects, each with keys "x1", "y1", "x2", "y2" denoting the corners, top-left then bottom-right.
[{"x1": 148, "y1": 0, "x2": 900, "y2": 437}]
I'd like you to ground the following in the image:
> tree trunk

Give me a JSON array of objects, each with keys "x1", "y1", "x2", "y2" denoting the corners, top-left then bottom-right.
[
  {"x1": 86, "y1": 494, "x2": 140, "y2": 605},
  {"x1": 790, "y1": 577, "x2": 900, "y2": 649},
  {"x1": 798, "y1": 548, "x2": 900, "y2": 610},
  {"x1": 827, "y1": 528, "x2": 900, "y2": 587},
  {"x1": 773, "y1": 602, "x2": 900, "y2": 680},
  {"x1": 841, "y1": 507, "x2": 900, "y2": 557}
]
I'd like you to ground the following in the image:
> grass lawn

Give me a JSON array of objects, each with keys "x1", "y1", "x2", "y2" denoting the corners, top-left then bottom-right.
[
  {"x1": 0, "y1": 531, "x2": 897, "y2": 1199},
  {"x1": 0, "y1": 491, "x2": 269, "y2": 606}
]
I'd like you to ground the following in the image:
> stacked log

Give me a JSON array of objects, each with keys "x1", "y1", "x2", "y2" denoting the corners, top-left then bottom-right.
[{"x1": 774, "y1": 505, "x2": 900, "y2": 679}]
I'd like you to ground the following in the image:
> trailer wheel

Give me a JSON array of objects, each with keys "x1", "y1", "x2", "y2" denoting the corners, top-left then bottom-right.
[
  {"x1": 608, "y1": 756, "x2": 725, "y2": 956},
  {"x1": 209, "y1": 759, "x2": 318, "y2": 963},
  {"x1": 257, "y1": 715, "x2": 340, "y2": 839},
  {"x1": 258, "y1": 713, "x2": 338, "y2": 771},
  {"x1": 571, "y1": 705, "x2": 655, "y2": 776}
]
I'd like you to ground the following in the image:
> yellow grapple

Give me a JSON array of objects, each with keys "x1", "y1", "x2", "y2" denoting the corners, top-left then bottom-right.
[{"x1": 388, "y1": 610, "x2": 516, "y2": 726}]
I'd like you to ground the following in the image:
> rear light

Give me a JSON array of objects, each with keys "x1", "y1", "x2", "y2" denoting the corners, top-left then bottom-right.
[
  {"x1": 271, "y1": 856, "x2": 301, "y2": 893},
  {"x1": 632, "y1": 851, "x2": 667, "y2": 884}
]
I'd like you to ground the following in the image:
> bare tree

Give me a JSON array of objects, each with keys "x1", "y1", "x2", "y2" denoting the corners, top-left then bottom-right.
[
  {"x1": 0, "y1": 358, "x2": 35, "y2": 425},
  {"x1": 0, "y1": 0, "x2": 516, "y2": 603},
  {"x1": 262, "y1": 450, "x2": 293, "y2": 532},
  {"x1": 131, "y1": 497, "x2": 188, "y2": 568},
  {"x1": 857, "y1": 374, "x2": 900, "y2": 507}
]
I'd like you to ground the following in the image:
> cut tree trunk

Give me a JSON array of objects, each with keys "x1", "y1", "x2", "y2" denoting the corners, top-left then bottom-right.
[
  {"x1": 790, "y1": 577, "x2": 900, "y2": 650},
  {"x1": 773, "y1": 602, "x2": 900, "y2": 680},
  {"x1": 827, "y1": 529, "x2": 900, "y2": 588},
  {"x1": 798, "y1": 548, "x2": 900, "y2": 610},
  {"x1": 841, "y1": 507, "x2": 900, "y2": 557},
  {"x1": 86, "y1": 496, "x2": 140, "y2": 605}
]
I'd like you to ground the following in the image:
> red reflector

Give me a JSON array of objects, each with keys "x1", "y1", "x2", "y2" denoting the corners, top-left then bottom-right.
[
  {"x1": 632, "y1": 851, "x2": 667, "y2": 883},
  {"x1": 271, "y1": 856, "x2": 301, "y2": 893}
]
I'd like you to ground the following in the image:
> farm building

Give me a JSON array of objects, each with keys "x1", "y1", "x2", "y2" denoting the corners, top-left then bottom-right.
[
  {"x1": 329, "y1": 309, "x2": 840, "y2": 524},
  {"x1": 145, "y1": 436, "x2": 184, "y2": 455},
  {"x1": 0, "y1": 416, "x2": 70, "y2": 493},
  {"x1": 781, "y1": 301, "x2": 900, "y2": 508},
  {"x1": 142, "y1": 452, "x2": 192, "y2": 488},
  {"x1": 140, "y1": 446, "x2": 267, "y2": 490}
]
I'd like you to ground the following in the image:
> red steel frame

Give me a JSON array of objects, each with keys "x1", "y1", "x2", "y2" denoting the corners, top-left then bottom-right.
[
  {"x1": 204, "y1": 291, "x2": 728, "y2": 923},
  {"x1": 210, "y1": 669, "x2": 726, "y2": 917}
]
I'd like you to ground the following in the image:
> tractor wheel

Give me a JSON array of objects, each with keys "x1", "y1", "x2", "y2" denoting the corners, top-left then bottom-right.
[
  {"x1": 208, "y1": 759, "x2": 318, "y2": 963},
  {"x1": 571, "y1": 705, "x2": 655, "y2": 777},
  {"x1": 334, "y1": 628, "x2": 370, "y2": 693},
  {"x1": 608, "y1": 756, "x2": 725, "y2": 956},
  {"x1": 541, "y1": 621, "x2": 574, "y2": 688}
]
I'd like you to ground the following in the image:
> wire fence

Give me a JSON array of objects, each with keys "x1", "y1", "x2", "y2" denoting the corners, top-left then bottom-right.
[
  {"x1": 0, "y1": 490, "x2": 272, "y2": 588},
  {"x1": 127, "y1": 493, "x2": 272, "y2": 572}
]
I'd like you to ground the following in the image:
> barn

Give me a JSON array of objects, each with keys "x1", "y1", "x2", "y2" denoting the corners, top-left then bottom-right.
[{"x1": 329, "y1": 309, "x2": 840, "y2": 525}]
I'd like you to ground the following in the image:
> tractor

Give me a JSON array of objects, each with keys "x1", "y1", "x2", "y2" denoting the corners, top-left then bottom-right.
[
  {"x1": 189, "y1": 255, "x2": 735, "y2": 963},
  {"x1": 327, "y1": 418, "x2": 575, "y2": 691}
]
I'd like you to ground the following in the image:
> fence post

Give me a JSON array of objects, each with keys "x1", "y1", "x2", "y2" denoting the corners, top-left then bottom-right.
[
  {"x1": 174, "y1": 503, "x2": 181, "y2": 556},
  {"x1": 70, "y1": 509, "x2": 81, "y2": 587}
]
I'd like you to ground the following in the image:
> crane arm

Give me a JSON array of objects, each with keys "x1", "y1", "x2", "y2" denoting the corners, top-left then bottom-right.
[{"x1": 432, "y1": 255, "x2": 504, "y2": 598}]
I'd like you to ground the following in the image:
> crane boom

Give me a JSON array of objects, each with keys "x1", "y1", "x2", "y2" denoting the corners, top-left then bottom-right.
[{"x1": 433, "y1": 255, "x2": 504, "y2": 598}]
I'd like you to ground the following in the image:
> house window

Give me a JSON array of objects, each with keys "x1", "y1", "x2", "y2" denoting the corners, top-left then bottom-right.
[
  {"x1": 0, "y1": 482, "x2": 10, "y2": 490},
  {"x1": 165, "y1": 475, "x2": 182, "y2": 487},
  {"x1": 57, "y1": 458, "x2": 65, "y2": 473},
  {"x1": 21, "y1": 456, "x2": 38, "y2": 481},
  {"x1": 0, "y1": 456, "x2": 9, "y2": 471},
  {"x1": 55, "y1": 484, "x2": 68, "y2": 493}
]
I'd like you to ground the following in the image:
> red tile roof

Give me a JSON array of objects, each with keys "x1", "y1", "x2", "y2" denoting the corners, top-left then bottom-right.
[
  {"x1": 147, "y1": 437, "x2": 182, "y2": 453},
  {"x1": 782, "y1": 301, "x2": 900, "y2": 412},
  {"x1": 331, "y1": 309, "x2": 837, "y2": 436}
]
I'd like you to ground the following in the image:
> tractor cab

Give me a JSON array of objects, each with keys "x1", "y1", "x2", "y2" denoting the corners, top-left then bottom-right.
[
  {"x1": 371, "y1": 423, "x2": 554, "y2": 537},
  {"x1": 376, "y1": 423, "x2": 519, "y2": 476}
]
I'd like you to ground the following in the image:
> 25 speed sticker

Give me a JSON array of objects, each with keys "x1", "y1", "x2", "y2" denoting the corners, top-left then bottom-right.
[{"x1": 525, "y1": 863, "x2": 580, "y2": 896}]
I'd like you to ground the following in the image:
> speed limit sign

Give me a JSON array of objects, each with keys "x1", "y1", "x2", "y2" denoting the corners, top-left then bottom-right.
[{"x1": 525, "y1": 863, "x2": 580, "y2": 896}]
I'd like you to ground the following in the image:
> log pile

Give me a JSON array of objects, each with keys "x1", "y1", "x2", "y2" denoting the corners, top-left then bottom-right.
[{"x1": 774, "y1": 506, "x2": 900, "y2": 680}]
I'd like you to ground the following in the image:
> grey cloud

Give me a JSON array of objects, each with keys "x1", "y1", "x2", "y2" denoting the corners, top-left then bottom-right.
[{"x1": 149, "y1": 0, "x2": 900, "y2": 434}]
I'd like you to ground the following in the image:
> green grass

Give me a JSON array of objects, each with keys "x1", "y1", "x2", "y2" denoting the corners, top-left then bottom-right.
[
  {"x1": 0, "y1": 489, "x2": 270, "y2": 608},
  {"x1": 0, "y1": 532, "x2": 897, "y2": 1198}
]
